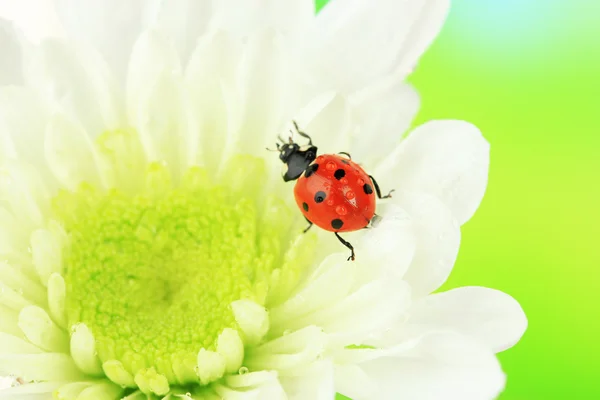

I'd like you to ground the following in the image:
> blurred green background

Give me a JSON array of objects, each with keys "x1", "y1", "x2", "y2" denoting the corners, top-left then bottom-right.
[{"x1": 317, "y1": 0, "x2": 600, "y2": 399}]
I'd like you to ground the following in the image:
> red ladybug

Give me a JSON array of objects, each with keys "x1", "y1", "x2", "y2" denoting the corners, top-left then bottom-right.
[{"x1": 274, "y1": 122, "x2": 393, "y2": 261}]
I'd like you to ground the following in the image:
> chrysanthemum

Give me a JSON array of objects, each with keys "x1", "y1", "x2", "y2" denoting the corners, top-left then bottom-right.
[{"x1": 0, "y1": 1, "x2": 527, "y2": 399}]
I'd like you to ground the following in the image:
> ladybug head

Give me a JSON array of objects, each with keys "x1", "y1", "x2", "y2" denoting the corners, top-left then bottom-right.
[
  {"x1": 272, "y1": 121, "x2": 318, "y2": 182},
  {"x1": 278, "y1": 141, "x2": 318, "y2": 182}
]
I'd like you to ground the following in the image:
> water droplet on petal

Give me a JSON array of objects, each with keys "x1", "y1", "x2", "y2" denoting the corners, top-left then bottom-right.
[{"x1": 239, "y1": 366, "x2": 249, "y2": 375}]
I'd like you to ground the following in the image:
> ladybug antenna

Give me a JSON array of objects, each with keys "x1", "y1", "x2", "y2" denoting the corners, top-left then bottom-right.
[
  {"x1": 291, "y1": 120, "x2": 313, "y2": 146},
  {"x1": 266, "y1": 142, "x2": 282, "y2": 152}
]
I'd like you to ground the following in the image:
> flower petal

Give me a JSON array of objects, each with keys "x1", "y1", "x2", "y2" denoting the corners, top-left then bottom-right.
[
  {"x1": 358, "y1": 332, "x2": 505, "y2": 400},
  {"x1": 0, "y1": 87, "x2": 51, "y2": 179},
  {"x1": 0, "y1": 161, "x2": 51, "y2": 230},
  {"x1": 358, "y1": 204, "x2": 415, "y2": 280},
  {"x1": 73, "y1": 380, "x2": 125, "y2": 400},
  {"x1": 349, "y1": 83, "x2": 420, "y2": 167},
  {"x1": 24, "y1": 39, "x2": 123, "y2": 139},
  {"x1": 280, "y1": 360, "x2": 335, "y2": 400},
  {"x1": 218, "y1": 371, "x2": 287, "y2": 400},
  {"x1": 44, "y1": 113, "x2": 105, "y2": 190},
  {"x1": 184, "y1": 31, "x2": 240, "y2": 172},
  {"x1": 0, "y1": 19, "x2": 24, "y2": 85},
  {"x1": 408, "y1": 286, "x2": 528, "y2": 352},
  {"x1": 389, "y1": 191, "x2": 460, "y2": 296},
  {"x1": 304, "y1": 0, "x2": 450, "y2": 92},
  {"x1": 375, "y1": 120, "x2": 490, "y2": 225},
  {"x1": 18, "y1": 305, "x2": 69, "y2": 353},
  {"x1": 0, "y1": 332, "x2": 43, "y2": 354},
  {"x1": 70, "y1": 323, "x2": 104, "y2": 376},
  {"x1": 0, "y1": 353, "x2": 86, "y2": 381},
  {"x1": 0, "y1": 305, "x2": 21, "y2": 337},
  {"x1": 229, "y1": 31, "x2": 293, "y2": 158},
  {"x1": 127, "y1": 30, "x2": 186, "y2": 175},
  {"x1": 296, "y1": 93, "x2": 352, "y2": 157},
  {"x1": 245, "y1": 326, "x2": 326, "y2": 376},
  {"x1": 0, "y1": 207, "x2": 31, "y2": 265},
  {"x1": 146, "y1": 0, "x2": 213, "y2": 65},
  {"x1": 0, "y1": 381, "x2": 63, "y2": 400},
  {"x1": 55, "y1": 0, "x2": 145, "y2": 83},
  {"x1": 212, "y1": 0, "x2": 314, "y2": 38}
]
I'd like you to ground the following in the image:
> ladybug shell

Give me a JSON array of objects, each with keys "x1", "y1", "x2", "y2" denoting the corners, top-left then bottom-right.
[{"x1": 294, "y1": 154, "x2": 376, "y2": 232}]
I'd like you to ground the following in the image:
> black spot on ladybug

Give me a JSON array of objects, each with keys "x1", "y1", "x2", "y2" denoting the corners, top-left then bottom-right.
[
  {"x1": 331, "y1": 219, "x2": 344, "y2": 230},
  {"x1": 305, "y1": 163, "x2": 319, "y2": 178},
  {"x1": 334, "y1": 169, "x2": 346, "y2": 180},
  {"x1": 363, "y1": 183, "x2": 374, "y2": 195},
  {"x1": 302, "y1": 202, "x2": 309, "y2": 211},
  {"x1": 314, "y1": 191, "x2": 326, "y2": 203}
]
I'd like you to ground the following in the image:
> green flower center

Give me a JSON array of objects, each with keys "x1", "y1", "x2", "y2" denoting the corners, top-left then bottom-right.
[{"x1": 50, "y1": 133, "x2": 315, "y2": 390}]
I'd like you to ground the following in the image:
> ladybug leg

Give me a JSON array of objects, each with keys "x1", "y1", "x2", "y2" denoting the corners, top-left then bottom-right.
[
  {"x1": 369, "y1": 175, "x2": 395, "y2": 199},
  {"x1": 335, "y1": 232, "x2": 356, "y2": 261},
  {"x1": 303, "y1": 217, "x2": 314, "y2": 233},
  {"x1": 338, "y1": 151, "x2": 352, "y2": 160},
  {"x1": 292, "y1": 120, "x2": 313, "y2": 145}
]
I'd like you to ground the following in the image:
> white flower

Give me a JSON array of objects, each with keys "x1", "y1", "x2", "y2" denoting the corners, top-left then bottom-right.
[{"x1": 0, "y1": 1, "x2": 527, "y2": 400}]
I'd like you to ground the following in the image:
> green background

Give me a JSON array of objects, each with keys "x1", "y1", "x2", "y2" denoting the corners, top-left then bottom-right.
[{"x1": 318, "y1": 0, "x2": 600, "y2": 399}]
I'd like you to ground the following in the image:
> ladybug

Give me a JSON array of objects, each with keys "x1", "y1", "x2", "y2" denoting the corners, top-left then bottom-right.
[{"x1": 273, "y1": 121, "x2": 393, "y2": 261}]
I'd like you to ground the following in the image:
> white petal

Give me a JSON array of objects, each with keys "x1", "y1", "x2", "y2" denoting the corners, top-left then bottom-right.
[
  {"x1": 44, "y1": 113, "x2": 105, "y2": 190},
  {"x1": 0, "y1": 305, "x2": 21, "y2": 337},
  {"x1": 219, "y1": 371, "x2": 287, "y2": 400},
  {"x1": 334, "y1": 364, "x2": 376, "y2": 400},
  {"x1": 195, "y1": 349, "x2": 226, "y2": 385},
  {"x1": 0, "y1": 19, "x2": 24, "y2": 85},
  {"x1": 375, "y1": 120, "x2": 490, "y2": 224},
  {"x1": 304, "y1": 0, "x2": 450, "y2": 92},
  {"x1": 408, "y1": 287, "x2": 527, "y2": 352},
  {"x1": 184, "y1": 31, "x2": 240, "y2": 172},
  {"x1": 227, "y1": 31, "x2": 293, "y2": 159},
  {"x1": 0, "y1": 87, "x2": 52, "y2": 182},
  {"x1": 245, "y1": 326, "x2": 326, "y2": 376},
  {"x1": 0, "y1": 261, "x2": 46, "y2": 306},
  {"x1": 358, "y1": 204, "x2": 415, "y2": 280},
  {"x1": 269, "y1": 255, "x2": 356, "y2": 334},
  {"x1": 349, "y1": 83, "x2": 420, "y2": 167},
  {"x1": 0, "y1": 207, "x2": 31, "y2": 265},
  {"x1": 31, "y1": 226, "x2": 65, "y2": 286},
  {"x1": 0, "y1": 161, "x2": 50, "y2": 230},
  {"x1": 0, "y1": 281, "x2": 33, "y2": 311},
  {"x1": 25, "y1": 39, "x2": 123, "y2": 138},
  {"x1": 0, "y1": 382, "x2": 63, "y2": 400},
  {"x1": 280, "y1": 360, "x2": 335, "y2": 400},
  {"x1": 145, "y1": 0, "x2": 213, "y2": 65},
  {"x1": 358, "y1": 332, "x2": 505, "y2": 400},
  {"x1": 76, "y1": 381, "x2": 125, "y2": 400},
  {"x1": 0, "y1": 332, "x2": 43, "y2": 354},
  {"x1": 0, "y1": 353, "x2": 86, "y2": 381},
  {"x1": 282, "y1": 277, "x2": 411, "y2": 345},
  {"x1": 47, "y1": 273, "x2": 67, "y2": 329},
  {"x1": 127, "y1": 30, "x2": 186, "y2": 174},
  {"x1": 18, "y1": 305, "x2": 69, "y2": 353},
  {"x1": 230, "y1": 299, "x2": 269, "y2": 346},
  {"x1": 212, "y1": 0, "x2": 314, "y2": 38},
  {"x1": 55, "y1": 0, "x2": 146, "y2": 83},
  {"x1": 298, "y1": 93, "x2": 352, "y2": 157},
  {"x1": 389, "y1": 191, "x2": 460, "y2": 296},
  {"x1": 216, "y1": 328, "x2": 244, "y2": 374},
  {"x1": 53, "y1": 382, "x2": 94, "y2": 399},
  {"x1": 70, "y1": 323, "x2": 104, "y2": 376},
  {"x1": 103, "y1": 360, "x2": 136, "y2": 388}
]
